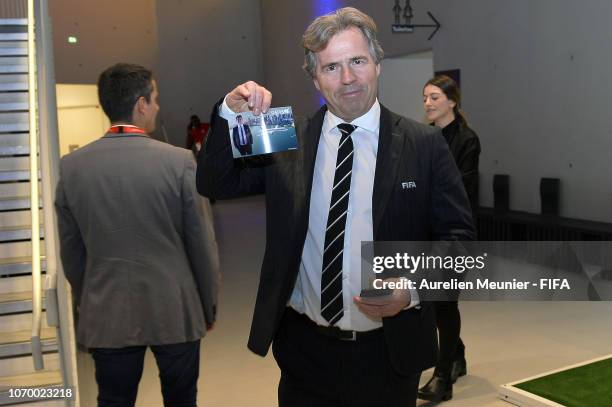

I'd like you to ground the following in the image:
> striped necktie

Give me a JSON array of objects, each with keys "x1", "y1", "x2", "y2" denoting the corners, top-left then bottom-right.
[{"x1": 320, "y1": 123, "x2": 357, "y2": 325}]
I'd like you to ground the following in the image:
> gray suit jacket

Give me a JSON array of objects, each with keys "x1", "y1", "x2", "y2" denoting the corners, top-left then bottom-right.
[{"x1": 55, "y1": 132, "x2": 220, "y2": 348}]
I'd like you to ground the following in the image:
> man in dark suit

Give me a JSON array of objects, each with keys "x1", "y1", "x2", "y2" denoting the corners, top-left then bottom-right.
[
  {"x1": 55, "y1": 63, "x2": 220, "y2": 407},
  {"x1": 198, "y1": 7, "x2": 473, "y2": 407},
  {"x1": 231, "y1": 114, "x2": 253, "y2": 155}
]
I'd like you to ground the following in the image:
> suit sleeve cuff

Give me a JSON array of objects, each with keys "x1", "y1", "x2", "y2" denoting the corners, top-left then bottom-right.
[
  {"x1": 218, "y1": 95, "x2": 236, "y2": 120},
  {"x1": 404, "y1": 287, "x2": 421, "y2": 310}
]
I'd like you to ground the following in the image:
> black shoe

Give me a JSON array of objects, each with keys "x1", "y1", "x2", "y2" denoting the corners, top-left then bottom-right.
[
  {"x1": 418, "y1": 372, "x2": 453, "y2": 402},
  {"x1": 450, "y1": 357, "x2": 467, "y2": 383}
]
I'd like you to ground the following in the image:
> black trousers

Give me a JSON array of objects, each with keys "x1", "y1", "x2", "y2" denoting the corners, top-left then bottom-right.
[
  {"x1": 434, "y1": 301, "x2": 465, "y2": 374},
  {"x1": 91, "y1": 340, "x2": 201, "y2": 407},
  {"x1": 273, "y1": 308, "x2": 421, "y2": 407}
]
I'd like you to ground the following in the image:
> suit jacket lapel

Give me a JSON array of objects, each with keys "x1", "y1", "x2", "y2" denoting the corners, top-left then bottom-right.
[
  {"x1": 301, "y1": 105, "x2": 326, "y2": 204},
  {"x1": 373, "y1": 105, "x2": 404, "y2": 237},
  {"x1": 289, "y1": 105, "x2": 326, "y2": 244}
]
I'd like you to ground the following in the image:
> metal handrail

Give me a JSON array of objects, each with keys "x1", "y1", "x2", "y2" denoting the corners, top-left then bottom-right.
[
  {"x1": 34, "y1": 0, "x2": 79, "y2": 402},
  {"x1": 26, "y1": 0, "x2": 44, "y2": 371}
]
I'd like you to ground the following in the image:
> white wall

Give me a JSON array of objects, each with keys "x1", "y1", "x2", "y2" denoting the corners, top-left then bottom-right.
[
  {"x1": 379, "y1": 51, "x2": 433, "y2": 123},
  {"x1": 154, "y1": 0, "x2": 264, "y2": 146},
  {"x1": 49, "y1": 0, "x2": 612, "y2": 223},
  {"x1": 430, "y1": 0, "x2": 612, "y2": 222},
  {"x1": 259, "y1": 0, "x2": 612, "y2": 223},
  {"x1": 50, "y1": 0, "x2": 264, "y2": 147},
  {"x1": 50, "y1": 0, "x2": 159, "y2": 85},
  {"x1": 56, "y1": 84, "x2": 109, "y2": 157}
]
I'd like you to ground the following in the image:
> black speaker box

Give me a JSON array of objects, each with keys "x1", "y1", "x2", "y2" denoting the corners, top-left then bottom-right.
[
  {"x1": 493, "y1": 174, "x2": 510, "y2": 211},
  {"x1": 540, "y1": 178, "x2": 560, "y2": 216}
]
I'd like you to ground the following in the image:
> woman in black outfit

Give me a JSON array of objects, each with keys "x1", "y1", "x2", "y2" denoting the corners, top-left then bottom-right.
[{"x1": 418, "y1": 75, "x2": 481, "y2": 402}]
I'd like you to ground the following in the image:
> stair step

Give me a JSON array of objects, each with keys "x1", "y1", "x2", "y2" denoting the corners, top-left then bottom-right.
[
  {"x1": 0, "y1": 33, "x2": 27, "y2": 41},
  {"x1": 0, "y1": 241, "x2": 45, "y2": 261},
  {"x1": 0, "y1": 290, "x2": 45, "y2": 315},
  {"x1": 0, "y1": 340, "x2": 58, "y2": 359},
  {"x1": 0, "y1": 170, "x2": 33, "y2": 182},
  {"x1": 0, "y1": 159, "x2": 37, "y2": 182},
  {"x1": 0, "y1": 328, "x2": 55, "y2": 346},
  {"x1": 0, "y1": 42, "x2": 27, "y2": 57},
  {"x1": 0, "y1": 92, "x2": 28, "y2": 112},
  {"x1": 0, "y1": 156, "x2": 29, "y2": 171},
  {"x1": 0, "y1": 153, "x2": 40, "y2": 180},
  {"x1": 0, "y1": 123, "x2": 28, "y2": 133},
  {"x1": 0, "y1": 181, "x2": 35, "y2": 199},
  {"x1": 0, "y1": 74, "x2": 27, "y2": 91},
  {"x1": 0, "y1": 291, "x2": 34, "y2": 303},
  {"x1": 0, "y1": 56, "x2": 27, "y2": 74},
  {"x1": 0, "y1": 257, "x2": 46, "y2": 277},
  {"x1": 0, "y1": 370, "x2": 63, "y2": 389},
  {"x1": 0, "y1": 275, "x2": 41, "y2": 295},
  {"x1": 0, "y1": 145, "x2": 28, "y2": 155},
  {"x1": 0, "y1": 196, "x2": 41, "y2": 211},
  {"x1": 0, "y1": 328, "x2": 57, "y2": 358},
  {"x1": 0, "y1": 112, "x2": 29, "y2": 132},
  {"x1": 0, "y1": 172, "x2": 31, "y2": 185},
  {"x1": 0, "y1": 133, "x2": 30, "y2": 156},
  {"x1": 0, "y1": 20, "x2": 28, "y2": 27},
  {"x1": 0, "y1": 196, "x2": 30, "y2": 211},
  {"x1": 0, "y1": 225, "x2": 44, "y2": 243},
  {"x1": 0, "y1": 353, "x2": 60, "y2": 383},
  {"x1": 0, "y1": 83, "x2": 27, "y2": 92},
  {"x1": 0, "y1": 210, "x2": 43, "y2": 228},
  {"x1": 0, "y1": 311, "x2": 50, "y2": 333}
]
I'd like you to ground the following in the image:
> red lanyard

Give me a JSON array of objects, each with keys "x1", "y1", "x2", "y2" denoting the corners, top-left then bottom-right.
[{"x1": 108, "y1": 125, "x2": 147, "y2": 134}]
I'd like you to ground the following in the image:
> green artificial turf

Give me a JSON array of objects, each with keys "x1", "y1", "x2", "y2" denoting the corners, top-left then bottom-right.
[{"x1": 514, "y1": 357, "x2": 612, "y2": 407}]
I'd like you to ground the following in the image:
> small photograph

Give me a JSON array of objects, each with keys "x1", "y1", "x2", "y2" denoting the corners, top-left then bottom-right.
[{"x1": 228, "y1": 106, "x2": 298, "y2": 158}]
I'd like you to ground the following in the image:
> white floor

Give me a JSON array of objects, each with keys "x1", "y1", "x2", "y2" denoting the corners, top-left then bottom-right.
[{"x1": 76, "y1": 195, "x2": 612, "y2": 407}]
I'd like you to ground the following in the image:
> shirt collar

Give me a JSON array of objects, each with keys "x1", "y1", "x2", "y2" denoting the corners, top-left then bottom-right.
[{"x1": 322, "y1": 99, "x2": 381, "y2": 136}]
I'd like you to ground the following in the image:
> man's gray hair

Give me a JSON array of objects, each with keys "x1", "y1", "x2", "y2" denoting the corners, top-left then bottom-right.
[{"x1": 302, "y1": 7, "x2": 384, "y2": 78}]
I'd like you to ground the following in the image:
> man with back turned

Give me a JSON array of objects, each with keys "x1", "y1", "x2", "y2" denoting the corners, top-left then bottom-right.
[{"x1": 55, "y1": 63, "x2": 220, "y2": 407}]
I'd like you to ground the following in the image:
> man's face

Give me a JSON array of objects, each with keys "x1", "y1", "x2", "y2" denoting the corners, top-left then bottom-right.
[
  {"x1": 143, "y1": 80, "x2": 160, "y2": 133},
  {"x1": 312, "y1": 27, "x2": 380, "y2": 122},
  {"x1": 143, "y1": 80, "x2": 159, "y2": 133},
  {"x1": 237, "y1": 116, "x2": 243, "y2": 125}
]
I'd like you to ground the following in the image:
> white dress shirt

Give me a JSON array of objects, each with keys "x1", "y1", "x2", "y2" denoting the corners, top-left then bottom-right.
[
  {"x1": 219, "y1": 98, "x2": 417, "y2": 332},
  {"x1": 289, "y1": 100, "x2": 382, "y2": 331}
]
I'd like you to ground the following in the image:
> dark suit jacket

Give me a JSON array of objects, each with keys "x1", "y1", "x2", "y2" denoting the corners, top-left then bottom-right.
[
  {"x1": 56, "y1": 133, "x2": 220, "y2": 348},
  {"x1": 441, "y1": 118, "x2": 481, "y2": 210},
  {"x1": 232, "y1": 124, "x2": 253, "y2": 150},
  {"x1": 197, "y1": 102, "x2": 474, "y2": 375}
]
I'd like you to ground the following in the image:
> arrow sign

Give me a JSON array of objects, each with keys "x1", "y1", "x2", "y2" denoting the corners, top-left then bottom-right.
[{"x1": 392, "y1": 11, "x2": 441, "y2": 40}]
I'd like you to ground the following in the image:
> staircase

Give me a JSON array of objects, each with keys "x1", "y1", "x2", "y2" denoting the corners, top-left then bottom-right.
[{"x1": 0, "y1": 5, "x2": 77, "y2": 406}]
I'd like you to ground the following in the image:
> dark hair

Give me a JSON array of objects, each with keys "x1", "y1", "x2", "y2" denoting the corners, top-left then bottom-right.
[
  {"x1": 189, "y1": 114, "x2": 201, "y2": 128},
  {"x1": 424, "y1": 75, "x2": 466, "y2": 124},
  {"x1": 97, "y1": 63, "x2": 154, "y2": 123}
]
